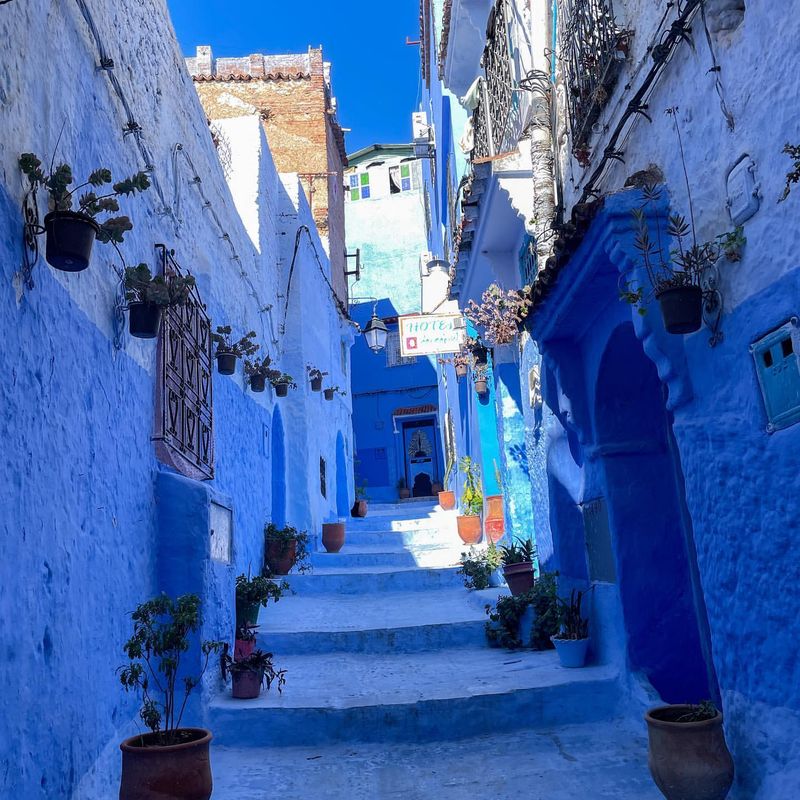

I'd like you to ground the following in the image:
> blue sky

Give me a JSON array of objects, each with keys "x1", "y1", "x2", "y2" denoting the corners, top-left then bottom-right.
[{"x1": 168, "y1": 0, "x2": 422, "y2": 154}]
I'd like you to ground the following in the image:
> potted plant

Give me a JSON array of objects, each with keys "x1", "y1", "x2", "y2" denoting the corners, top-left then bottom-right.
[
  {"x1": 324, "y1": 385, "x2": 346, "y2": 401},
  {"x1": 484, "y1": 571, "x2": 559, "y2": 649},
  {"x1": 456, "y1": 456, "x2": 483, "y2": 544},
  {"x1": 307, "y1": 366, "x2": 325, "y2": 392},
  {"x1": 19, "y1": 153, "x2": 149, "y2": 272},
  {"x1": 458, "y1": 543, "x2": 502, "y2": 590},
  {"x1": 453, "y1": 353, "x2": 470, "y2": 379},
  {"x1": 245, "y1": 357, "x2": 280, "y2": 393},
  {"x1": 398, "y1": 477, "x2": 410, "y2": 500},
  {"x1": 473, "y1": 365, "x2": 489, "y2": 396},
  {"x1": 123, "y1": 263, "x2": 195, "y2": 339},
  {"x1": 438, "y1": 458, "x2": 456, "y2": 510},
  {"x1": 264, "y1": 524, "x2": 310, "y2": 575},
  {"x1": 351, "y1": 483, "x2": 369, "y2": 518},
  {"x1": 499, "y1": 538, "x2": 536, "y2": 596},
  {"x1": 118, "y1": 594, "x2": 223, "y2": 800},
  {"x1": 464, "y1": 336, "x2": 489, "y2": 366},
  {"x1": 322, "y1": 520, "x2": 346, "y2": 553},
  {"x1": 224, "y1": 649, "x2": 286, "y2": 700},
  {"x1": 212, "y1": 326, "x2": 258, "y2": 375},
  {"x1": 645, "y1": 701, "x2": 734, "y2": 800},
  {"x1": 269, "y1": 372, "x2": 296, "y2": 397},
  {"x1": 485, "y1": 461, "x2": 505, "y2": 542},
  {"x1": 551, "y1": 588, "x2": 590, "y2": 668},
  {"x1": 234, "y1": 624, "x2": 257, "y2": 661},
  {"x1": 464, "y1": 283, "x2": 533, "y2": 346},
  {"x1": 235, "y1": 573, "x2": 288, "y2": 628}
]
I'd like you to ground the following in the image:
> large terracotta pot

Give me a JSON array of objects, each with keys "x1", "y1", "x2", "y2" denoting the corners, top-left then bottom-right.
[
  {"x1": 234, "y1": 638, "x2": 256, "y2": 661},
  {"x1": 485, "y1": 495, "x2": 505, "y2": 542},
  {"x1": 232, "y1": 670, "x2": 262, "y2": 700},
  {"x1": 265, "y1": 538, "x2": 297, "y2": 575},
  {"x1": 503, "y1": 561, "x2": 534, "y2": 596},
  {"x1": 645, "y1": 706, "x2": 734, "y2": 800},
  {"x1": 399, "y1": 488, "x2": 411, "y2": 500},
  {"x1": 322, "y1": 522, "x2": 345, "y2": 553},
  {"x1": 438, "y1": 490, "x2": 456, "y2": 510},
  {"x1": 119, "y1": 728, "x2": 212, "y2": 800},
  {"x1": 456, "y1": 515, "x2": 482, "y2": 545},
  {"x1": 351, "y1": 500, "x2": 368, "y2": 518}
]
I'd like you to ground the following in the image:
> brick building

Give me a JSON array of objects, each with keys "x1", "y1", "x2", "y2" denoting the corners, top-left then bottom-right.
[{"x1": 186, "y1": 45, "x2": 349, "y2": 304}]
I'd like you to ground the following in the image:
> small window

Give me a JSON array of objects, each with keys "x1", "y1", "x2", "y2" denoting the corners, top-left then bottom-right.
[
  {"x1": 385, "y1": 331, "x2": 417, "y2": 368},
  {"x1": 751, "y1": 320, "x2": 800, "y2": 432},
  {"x1": 348, "y1": 172, "x2": 371, "y2": 201},
  {"x1": 320, "y1": 457, "x2": 327, "y2": 498},
  {"x1": 389, "y1": 164, "x2": 414, "y2": 195}
]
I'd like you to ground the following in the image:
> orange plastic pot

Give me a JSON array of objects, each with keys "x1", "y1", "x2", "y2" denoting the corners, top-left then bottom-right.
[{"x1": 456, "y1": 515, "x2": 482, "y2": 545}]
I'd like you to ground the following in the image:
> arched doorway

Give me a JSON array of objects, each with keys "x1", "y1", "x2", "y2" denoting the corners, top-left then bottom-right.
[
  {"x1": 594, "y1": 323, "x2": 714, "y2": 703},
  {"x1": 335, "y1": 432, "x2": 349, "y2": 518},
  {"x1": 271, "y1": 406, "x2": 286, "y2": 528}
]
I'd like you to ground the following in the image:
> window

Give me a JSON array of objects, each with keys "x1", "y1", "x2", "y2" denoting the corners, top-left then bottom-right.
[
  {"x1": 389, "y1": 163, "x2": 414, "y2": 194},
  {"x1": 386, "y1": 331, "x2": 418, "y2": 368},
  {"x1": 320, "y1": 457, "x2": 327, "y2": 497},
  {"x1": 751, "y1": 319, "x2": 800, "y2": 432},
  {"x1": 341, "y1": 340, "x2": 348, "y2": 375},
  {"x1": 519, "y1": 235, "x2": 538, "y2": 286},
  {"x1": 348, "y1": 172, "x2": 371, "y2": 201}
]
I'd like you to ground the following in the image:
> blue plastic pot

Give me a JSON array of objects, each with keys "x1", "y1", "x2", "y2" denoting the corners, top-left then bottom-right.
[{"x1": 551, "y1": 636, "x2": 589, "y2": 668}]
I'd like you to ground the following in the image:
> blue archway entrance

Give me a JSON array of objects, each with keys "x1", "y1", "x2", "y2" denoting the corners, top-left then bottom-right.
[{"x1": 271, "y1": 406, "x2": 286, "y2": 527}]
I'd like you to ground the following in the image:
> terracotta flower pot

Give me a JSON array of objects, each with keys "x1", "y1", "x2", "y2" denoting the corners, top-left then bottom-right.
[
  {"x1": 265, "y1": 538, "x2": 297, "y2": 575},
  {"x1": 322, "y1": 522, "x2": 345, "y2": 553},
  {"x1": 351, "y1": 500, "x2": 368, "y2": 518},
  {"x1": 232, "y1": 670, "x2": 262, "y2": 700},
  {"x1": 234, "y1": 638, "x2": 256, "y2": 661},
  {"x1": 455, "y1": 363, "x2": 468, "y2": 379},
  {"x1": 399, "y1": 488, "x2": 411, "y2": 500},
  {"x1": 249, "y1": 373, "x2": 266, "y2": 393},
  {"x1": 456, "y1": 515, "x2": 482, "y2": 545},
  {"x1": 438, "y1": 490, "x2": 456, "y2": 510},
  {"x1": 128, "y1": 302, "x2": 163, "y2": 339},
  {"x1": 503, "y1": 561, "x2": 534, "y2": 596},
  {"x1": 656, "y1": 284, "x2": 703, "y2": 335},
  {"x1": 216, "y1": 351, "x2": 237, "y2": 375},
  {"x1": 474, "y1": 378, "x2": 488, "y2": 395},
  {"x1": 235, "y1": 600, "x2": 261, "y2": 628},
  {"x1": 119, "y1": 728, "x2": 212, "y2": 800},
  {"x1": 645, "y1": 706, "x2": 734, "y2": 800},
  {"x1": 44, "y1": 210, "x2": 100, "y2": 272},
  {"x1": 485, "y1": 495, "x2": 505, "y2": 542}
]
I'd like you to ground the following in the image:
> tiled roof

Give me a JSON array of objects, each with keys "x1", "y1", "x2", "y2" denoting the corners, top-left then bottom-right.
[
  {"x1": 192, "y1": 71, "x2": 310, "y2": 82},
  {"x1": 393, "y1": 404, "x2": 438, "y2": 417}
]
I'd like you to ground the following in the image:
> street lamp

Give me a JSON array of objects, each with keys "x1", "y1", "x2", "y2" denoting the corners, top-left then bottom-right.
[{"x1": 351, "y1": 296, "x2": 388, "y2": 353}]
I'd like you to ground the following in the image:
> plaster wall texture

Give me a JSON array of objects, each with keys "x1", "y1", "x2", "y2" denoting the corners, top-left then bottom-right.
[{"x1": 0, "y1": 2, "x2": 351, "y2": 797}]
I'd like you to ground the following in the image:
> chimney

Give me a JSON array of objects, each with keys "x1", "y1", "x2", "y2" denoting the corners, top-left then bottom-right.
[{"x1": 196, "y1": 45, "x2": 213, "y2": 77}]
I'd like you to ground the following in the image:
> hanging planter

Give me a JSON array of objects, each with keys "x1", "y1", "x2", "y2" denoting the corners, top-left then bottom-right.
[
  {"x1": 472, "y1": 345, "x2": 489, "y2": 365},
  {"x1": 212, "y1": 327, "x2": 259, "y2": 376},
  {"x1": 474, "y1": 378, "x2": 488, "y2": 395},
  {"x1": 473, "y1": 365, "x2": 489, "y2": 396},
  {"x1": 245, "y1": 357, "x2": 278, "y2": 394},
  {"x1": 308, "y1": 366, "x2": 326, "y2": 392},
  {"x1": 124, "y1": 263, "x2": 195, "y2": 340},
  {"x1": 270, "y1": 373, "x2": 297, "y2": 398},
  {"x1": 655, "y1": 284, "x2": 703, "y2": 335},
  {"x1": 19, "y1": 153, "x2": 149, "y2": 273},
  {"x1": 324, "y1": 388, "x2": 335, "y2": 401}
]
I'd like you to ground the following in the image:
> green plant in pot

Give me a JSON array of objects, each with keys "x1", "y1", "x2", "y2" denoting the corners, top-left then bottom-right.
[
  {"x1": 263, "y1": 524, "x2": 310, "y2": 575},
  {"x1": 19, "y1": 152, "x2": 150, "y2": 272},
  {"x1": 456, "y1": 456, "x2": 483, "y2": 545},
  {"x1": 473, "y1": 364, "x2": 489, "y2": 396},
  {"x1": 117, "y1": 593, "x2": 223, "y2": 800},
  {"x1": 499, "y1": 538, "x2": 536, "y2": 596},
  {"x1": 235, "y1": 573, "x2": 289, "y2": 628},
  {"x1": 307, "y1": 365, "x2": 325, "y2": 392},
  {"x1": 551, "y1": 588, "x2": 590, "y2": 668},
  {"x1": 270, "y1": 372, "x2": 297, "y2": 398},
  {"x1": 324, "y1": 385, "x2": 346, "y2": 401},
  {"x1": 244, "y1": 357, "x2": 280, "y2": 393},
  {"x1": 438, "y1": 455, "x2": 456, "y2": 510},
  {"x1": 212, "y1": 326, "x2": 258, "y2": 375},
  {"x1": 458, "y1": 542, "x2": 502, "y2": 590},
  {"x1": 124, "y1": 263, "x2": 195, "y2": 339},
  {"x1": 484, "y1": 571, "x2": 559, "y2": 649},
  {"x1": 397, "y1": 476, "x2": 410, "y2": 500},
  {"x1": 223, "y1": 649, "x2": 287, "y2": 700},
  {"x1": 645, "y1": 701, "x2": 734, "y2": 800},
  {"x1": 234, "y1": 624, "x2": 257, "y2": 661}
]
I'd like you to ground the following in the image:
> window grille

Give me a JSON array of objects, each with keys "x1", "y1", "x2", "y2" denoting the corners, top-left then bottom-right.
[
  {"x1": 320, "y1": 457, "x2": 327, "y2": 497},
  {"x1": 386, "y1": 331, "x2": 418, "y2": 368},
  {"x1": 519, "y1": 235, "x2": 538, "y2": 285}
]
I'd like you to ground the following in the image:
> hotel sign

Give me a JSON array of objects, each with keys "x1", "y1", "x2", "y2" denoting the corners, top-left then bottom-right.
[{"x1": 399, "y1": 313, "x2": 465, "y2": 357}]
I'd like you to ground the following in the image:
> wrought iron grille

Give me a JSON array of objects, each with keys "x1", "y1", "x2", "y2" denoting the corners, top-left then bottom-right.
[
  {"x1": 482, "y1": 0, "x2": 520, "y2": 156},
  {"x1": 559, "y1": 0, "x2": 623, "y2": 150},
  {"x1": 519, "y1": 235, "x2": 538, "y2": 286},
  {"x1": 154, "y1": 246, "x2": 215, "y2": 481},
  {"x1": 472, "y1": 88, "x2": 491, "y2": 161}
]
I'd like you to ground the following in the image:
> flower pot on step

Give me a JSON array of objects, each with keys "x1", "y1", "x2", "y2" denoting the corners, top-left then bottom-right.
[
  {"x1": 551, "y1": 636, "x2": 590, "y2": 668},
  {"x1": 645, "y1": 705, "x2": 734, "y2": 800},
  {"x1": 264, "y1": 538, "x2": 297, "y2": 575},
  {"x1": 351, "y1": 500, "x2": 368, "y2": 518},
  {"x1": 235, "y1": 600, "x2": 261, "y2": 628},
  {"x1": 128, "y1": 302, "x2": 163, "y2": 339},
  {"x1": 249, "y1": 373, "x2": 266, "y2": 393},
  {"x1": 456, "y1": 514, "x2": 482, "y2": 545},
  {"x1": 656, "y1": 285, "x2": 703, "y2": 335},
  {"x1": 322, "y1": 522, "x2": 345, "y2": 553},
  {"x1": 503, "y1": 561, "x2": 534, "y2": 596},
  {"x1": 44, "y1": 210, "x2": 100, "y2": 272},
  {"x1": 234, "y1": 638, "x2": 256, "y2": 661},
  {"x1": 399, "y1": 488, "x2": 411, "y2": 500},
  {"x1": 216, "y1": 351, "x2": 237, "y2": 375},
  {"x1": 485, "y1": 495, "x2": 505, "y2": 542},
  {"x1": 438, "y1": 490, "x2": 456, "y2": 510},
  {"x1": 231, "y1": 669, "x2": 262, "y2": 700},
  {"x1": 119, "y1": 728, "x2": 212, "y2": 800}
]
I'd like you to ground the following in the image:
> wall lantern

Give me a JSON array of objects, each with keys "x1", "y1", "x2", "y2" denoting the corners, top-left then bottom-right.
[{"x1": 351, "y1": 296, "x2": 388, "y2": 353}]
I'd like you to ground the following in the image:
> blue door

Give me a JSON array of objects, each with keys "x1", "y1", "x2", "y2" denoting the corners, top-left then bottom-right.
[{"x1": 402, "y1": 419, "x2": 439, "y2": 497}]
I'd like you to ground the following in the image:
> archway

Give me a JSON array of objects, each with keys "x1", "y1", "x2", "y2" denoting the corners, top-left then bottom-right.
[
  {"x1": 335, "y1": 432, "x2": 349, "y2": 518},
  {"x1": 271, "y1": 406, "x2": 286, "y2": 528},
  {"x1": 594, "y1": 323, "x2": 713, "y2": 703}
]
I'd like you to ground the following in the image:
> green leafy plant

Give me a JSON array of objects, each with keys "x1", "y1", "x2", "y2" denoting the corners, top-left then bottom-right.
[
  {"x1": 244, "y1": 356, "x2": 281, "y2": 383},
  {"x1": 484, "y1": 572, "x2": 559, "y2": 649},
  {"x1": 499, "y1": 538, "x2": 536, "y2": 566},
  {"x1": 223, "y1": 649, "x2": 287, "y2": 693},
  {"x1": 459, "y1": 456, "x2": 483, "y2": 516},
  {"x1": 459, "y1": 542, "x2": 501, "y2": 590},
  {"x1": 779, "y1": 143, "x2": 800, "y2": 202},
  {"x1": 212, "y1": 326, "x2": 259, "y2": 357},
  {"x1": 554, "y1": 588, "x2": 590, "y2": 640},
  {"x1": 355, "y1": 481, "x2": 369, "y2": 501},
  {"x1": 235, "y1": 573, "x2": 289, "y2": 607},
  {"x1": 675, "y1": 701, "x2": 719, "y2": 723},
  {"x1": 19, "y1": 152, "x2": 150, "y2": 243},
  {"x1": 119, "y1": 594, "x2": 224, "y2": 746},
  {"x1": 270, "y1": 372, "x2": 297, "y2": 389},
  {"x1": 463, "y1": 282, "x2": 533, "y2": 345},
  {"x1": 264, "y1": 524, "x2": 311, "y2": 573},
  {"x1": 124, "y1": 263, "x2": 195, "y2": 307}
]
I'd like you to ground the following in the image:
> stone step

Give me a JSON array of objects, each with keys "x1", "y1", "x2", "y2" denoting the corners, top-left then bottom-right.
[
  {"x1": 208, "y1": 649, "x2": 622, "y2": 747},
  {"x1": 345, "y1": 511, "x2": 457, "y2": 533},
  {"x1": 341, "y1": 526, "x2": 459, "y2": 548},
  {"x1": 256, "y1": 588, "x2": 494, "y2": 655},
  {"x1": 284, "y1": 565, "x2": 463, "y2": 595},
  {"x1": 310, "y1": 545, "x2": 462, "y2": 570},
  {"x1": 210, "y1": 720, "x2": 661, "y2": 800}
]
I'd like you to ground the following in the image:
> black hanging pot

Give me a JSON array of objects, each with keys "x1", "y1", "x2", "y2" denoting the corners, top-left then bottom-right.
[
  {"x1": 128, "y1": 302, "x2": 163, "y2": 339},
  {"x1": 275, "y1": 382, "x2": 289, "y2": 398},
  {"x1": 455, "y1": 364, "x2": 468, "y2": 379},
  {"x1": 656, "y1": 285, "x2": 703, "y2": 335},
  {"x1": 44, "y1": 211, "x2": 100, "y2": 272},
  {"x1": 216, "y1": 351, "x2": 238, "y2": 375},
  {"x1": 310, "y1": 374, "x2": 323, "y2": 392},
  {"x1": 474, "y1": 378, "x2": 488, "y2": 395},
  {"x1": 472, "y1": 346, "x2": 488, "y2": 365},
  {"x1": 323, "y1": 388, "x2": 335, "y2": 401},
  {"x1": 250, "y1": 373, "x2": 266, "y2": 393}
]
